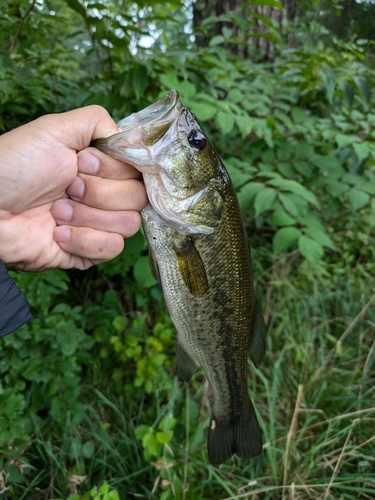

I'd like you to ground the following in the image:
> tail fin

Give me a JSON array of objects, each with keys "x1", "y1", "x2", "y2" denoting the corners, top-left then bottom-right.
[{"x1": 207, "y1": 409, "x2": 262, "y2": 466}]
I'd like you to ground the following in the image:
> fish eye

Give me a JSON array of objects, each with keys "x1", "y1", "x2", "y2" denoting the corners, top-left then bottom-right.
[{"x1": 188, "y1": 130, "x2": 207, "y2": 151}]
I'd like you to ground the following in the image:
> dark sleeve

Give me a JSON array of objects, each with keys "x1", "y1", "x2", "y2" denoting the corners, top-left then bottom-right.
[{"x1": 0, "y1": 261, "x2": 32, "y2": 337}]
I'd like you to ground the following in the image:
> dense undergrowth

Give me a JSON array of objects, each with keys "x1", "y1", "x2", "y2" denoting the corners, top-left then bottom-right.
[
  {"x1": 1, "y1": 0, "x2": 375, "y2": 498},
  {"x1": 1, "y1": 244, "x2": 374, "y2": 499}
]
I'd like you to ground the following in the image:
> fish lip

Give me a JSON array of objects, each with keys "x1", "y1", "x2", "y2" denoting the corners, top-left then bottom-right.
[
  {"x1": 92, "y1": 90, "x2": 182, "y2": 154},
  {"x1": 118, "y1": 89, "x2": 179, "y2": 129}
]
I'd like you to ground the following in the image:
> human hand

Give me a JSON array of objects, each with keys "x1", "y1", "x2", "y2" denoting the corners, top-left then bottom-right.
[{"x1": 0, "y1": 106, "x2": 147, "y2": 271}]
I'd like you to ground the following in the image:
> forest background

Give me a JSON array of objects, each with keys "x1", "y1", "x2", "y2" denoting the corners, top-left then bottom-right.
[{"x1": 1, "y1": 0, "x2": 375, "y2": 498}]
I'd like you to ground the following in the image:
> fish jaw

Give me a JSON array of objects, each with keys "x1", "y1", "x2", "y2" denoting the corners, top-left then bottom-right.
[{"x1": 92, "y1": 90, "x2": 182, "y2": 173}]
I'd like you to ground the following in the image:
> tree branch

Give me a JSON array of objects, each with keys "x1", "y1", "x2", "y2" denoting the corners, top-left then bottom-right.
[{"x1": 9, "y1": 0, "x2": 37, "y2": 54}]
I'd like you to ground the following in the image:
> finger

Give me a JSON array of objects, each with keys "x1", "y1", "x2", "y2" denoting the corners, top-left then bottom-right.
[
  {"x1": 66, "y1": 174, "x2": 147, "y2": 211},
  {"x1": 53, "y1": 225, "x2": 125, "y2": 264},
  {"x1": 77, "y1": 147, "x2": 142, "y2": 181},
  {"x1": 51, "y1": 199, "x2": 141, "y2": 238},
  {"x1": 39, "y1": 105, "x2": 123, "y2": 151}
]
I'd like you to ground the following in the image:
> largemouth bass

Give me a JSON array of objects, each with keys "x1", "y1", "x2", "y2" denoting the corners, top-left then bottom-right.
[{"x1": 92, "y1": 90, "x2": 266, "y2": 466}]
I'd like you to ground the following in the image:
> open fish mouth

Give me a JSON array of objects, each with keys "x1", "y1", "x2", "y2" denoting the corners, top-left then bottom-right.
[
  {"x1": 118, "y1": 89, "x2": 180, "y2": 133},
  {"x1": 91, "y1": 90, "x2": 182, "y2": 157},
  {"x1": 102, "y1": 90, "x2": 183, "y2": 151}
]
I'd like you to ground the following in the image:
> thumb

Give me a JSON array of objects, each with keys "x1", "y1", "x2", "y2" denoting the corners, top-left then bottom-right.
[{"x1": 40, "y1": 105, "x2": 121, "y2": 152}]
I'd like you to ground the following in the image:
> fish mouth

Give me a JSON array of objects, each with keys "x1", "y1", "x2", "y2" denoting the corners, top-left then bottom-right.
[
  {"x1": 92, "y1": 90, "x2": 182, "y2": 156},
  {"x1": 118, "y1": 89, "x2": 180, "y2": 135}
]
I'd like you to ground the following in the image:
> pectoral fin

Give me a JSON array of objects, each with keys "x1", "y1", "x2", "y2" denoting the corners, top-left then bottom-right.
[
  {"x1": 176, "y1": 340, "x2": 197, "y2": 382},
  {"x1": 148, "y1": 248, "x2": 160, "y2": 282},
  {"x1": 175, "y1": 238, "x2": 209, "y2": 297},
  {"x1": 248, "y1": 298, "x2": 267, "y2": 368}
]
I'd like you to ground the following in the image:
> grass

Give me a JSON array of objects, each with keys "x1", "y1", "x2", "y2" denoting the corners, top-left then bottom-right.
[{"x1": 1, "y1": 248, "x2": 375, "y2": 499}]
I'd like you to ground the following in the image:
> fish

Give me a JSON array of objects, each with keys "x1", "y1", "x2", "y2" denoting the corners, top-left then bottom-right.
[{"x1": 92, "y1": 90, "x2": 266, "y2": 466}]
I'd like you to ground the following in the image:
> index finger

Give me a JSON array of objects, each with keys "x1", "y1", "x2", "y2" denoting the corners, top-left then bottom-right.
[{"x1": 77, "y1": 147, "x2": 142, "y2": 181}]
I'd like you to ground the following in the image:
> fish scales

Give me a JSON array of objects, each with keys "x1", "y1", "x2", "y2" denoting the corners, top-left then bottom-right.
[{"x1": 92, "y1": 90, "x2": 266, "y2": 466}]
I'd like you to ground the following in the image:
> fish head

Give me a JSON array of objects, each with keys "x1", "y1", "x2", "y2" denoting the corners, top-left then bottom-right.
[
  {"x1": 92, "y1": 90, "x2": 181, "y2": 173},
  {"x1": 92, "y1": 90, "x2": 227, "y2": 234}
]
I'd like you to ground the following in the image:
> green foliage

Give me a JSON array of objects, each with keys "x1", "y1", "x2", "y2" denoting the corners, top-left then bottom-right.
[{"x1": 1, "y1": 0, "x2": 375, "y2": 498}]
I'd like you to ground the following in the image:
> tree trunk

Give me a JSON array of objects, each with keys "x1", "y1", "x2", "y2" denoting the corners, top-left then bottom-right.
[{"x1": 193, "y1": 0, "x2": 297, "y2": 60}]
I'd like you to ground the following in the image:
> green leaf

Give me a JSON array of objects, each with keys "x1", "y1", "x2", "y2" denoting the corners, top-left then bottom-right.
[
  {"x1": 354, "y1": 76, "x2": 371, "y2": 110},
  {"x1": 278, "y1": 192, "x2": 299, "y2": 217},
  {"x1": 291, "y1": 107, "x2": 306, "y2": 124},
  {"x1": 341, "y1": 82, "x2": 354, "y2": 106},
  {"x1": 108, "y1": 491, "x2": 120, "y2": 500},
  {"x1": 216, "y1": 111, "x2": 235, "y2": 135},
  {"x1": 63, "y1": 0, "x2": 87, "y2": 20},
  {"x1": 235, "y1": 115, "x2": 254, "y2": 137},
  {"x1": 320, "y1": 64, "x2": 336, "y2": 104},
  {"x1": 222, "y1": 26, "x2": 232, "y2": 40},
  {"x1": 273, "y1": 227, "x2": 301, "y2": 253},
  {"x1": 134, "y1": 256, "x2": 157, "y2": 288},
  {"x1": 227, "y1": 88, "x2": 243, "y2": 103},
  {"x1": 294, "y1": 160, "x2": 312, "y2": 179},
  {"x1": 326, "y1": 180, "x2": 350, "y2": 197},
  {"x1": 135, "y1": 425, "x2": 151, "y2": 440},
  {"x1": 342, "y1": 173, "x2": 363, "y2": 186},
  {"x1": 83, "y1": 440, "x2": 95, "y2": 458},
  {"x1": 159, "y1": 73, "x2": 179, "y2": 91},
  {"x1": 303, "y1": 227, "x2": 336, "y2": 250},
  {"x1": 238, "y1": 182, "x2": 264, "y2": 208},
  {"x1": 298, "y1": 235, "x2": 323, "y2": 264},
  {"x1": 360, "y1": 182, "x2": 375, "y2": 195},
  {"x1": 335, "y1": 133, "x2": 358, "y2": 149},
  {"x1": 133, "y1": 64, "x2": 148, "y2": 101},
  {"x1": 254, "y1": 188, "x2": 277, "y2": 217},
  {"x1": 191, "y1": 101, "x2": 217, "y2": 121},
  {"x1": 353, "y1": 142, "x2": 370, "y2": 163},
  {"x1": 277, "y1": 162, "x2": 295, "y2": 178},
  {"x1": 270, "y1": 205, "x2": 295, "y2": 226},
  {"x1": 178, "y1": 80, "x2": 196, "y2": 99},
  {"x1": 311, "y1": 155, "x2": 344, "y2": 178},
  {"x1": 156, "y1": 430, "x2": 173, "y2": 443},
  {"x1": 112, "y1": 316, "x2": 127, "y2": 332},
  {"x1": 100, "y1": 481, "x2": 110, "y2": 494},
  {"x1": 244, "y1": 0, "x2": 283, "y2": 7},
  {"x1": 268, "y1": 178, "x2": 317, "y2": 205},
  {"x1": 348, "y1": 188, "x2": 370, "y2": 210},
  {"x1": 209, "y1": 35, "x2": 225, "y2": 46}
]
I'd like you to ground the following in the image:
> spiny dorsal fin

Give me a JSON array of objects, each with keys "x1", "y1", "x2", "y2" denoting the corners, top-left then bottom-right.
[
  {"x1": 174, "y1": 238, "x2": 209, "y2": 297},
  {"x1": 248, "y1": 298, "x2": 267, "y2": 368}
]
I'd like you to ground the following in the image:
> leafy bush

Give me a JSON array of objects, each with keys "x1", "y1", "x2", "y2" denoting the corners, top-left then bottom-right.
[{"x1": 1, "y1": 0, "x2": 375, "y2": 498}]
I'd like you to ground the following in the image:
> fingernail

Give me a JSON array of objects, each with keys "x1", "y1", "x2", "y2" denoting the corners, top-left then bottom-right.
[
  {"x1": 54, "y1": 227, "x2": 71, "y2": 243},
  {"x1": 52, "y1": 200, "x2": 73, "y2": 221},
  {"x1": 67, "y1": 177, "x2": 85, "y2": 199},
  {"x1": 77, "y1": 152, "x2": 100, "y2": 174}
]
